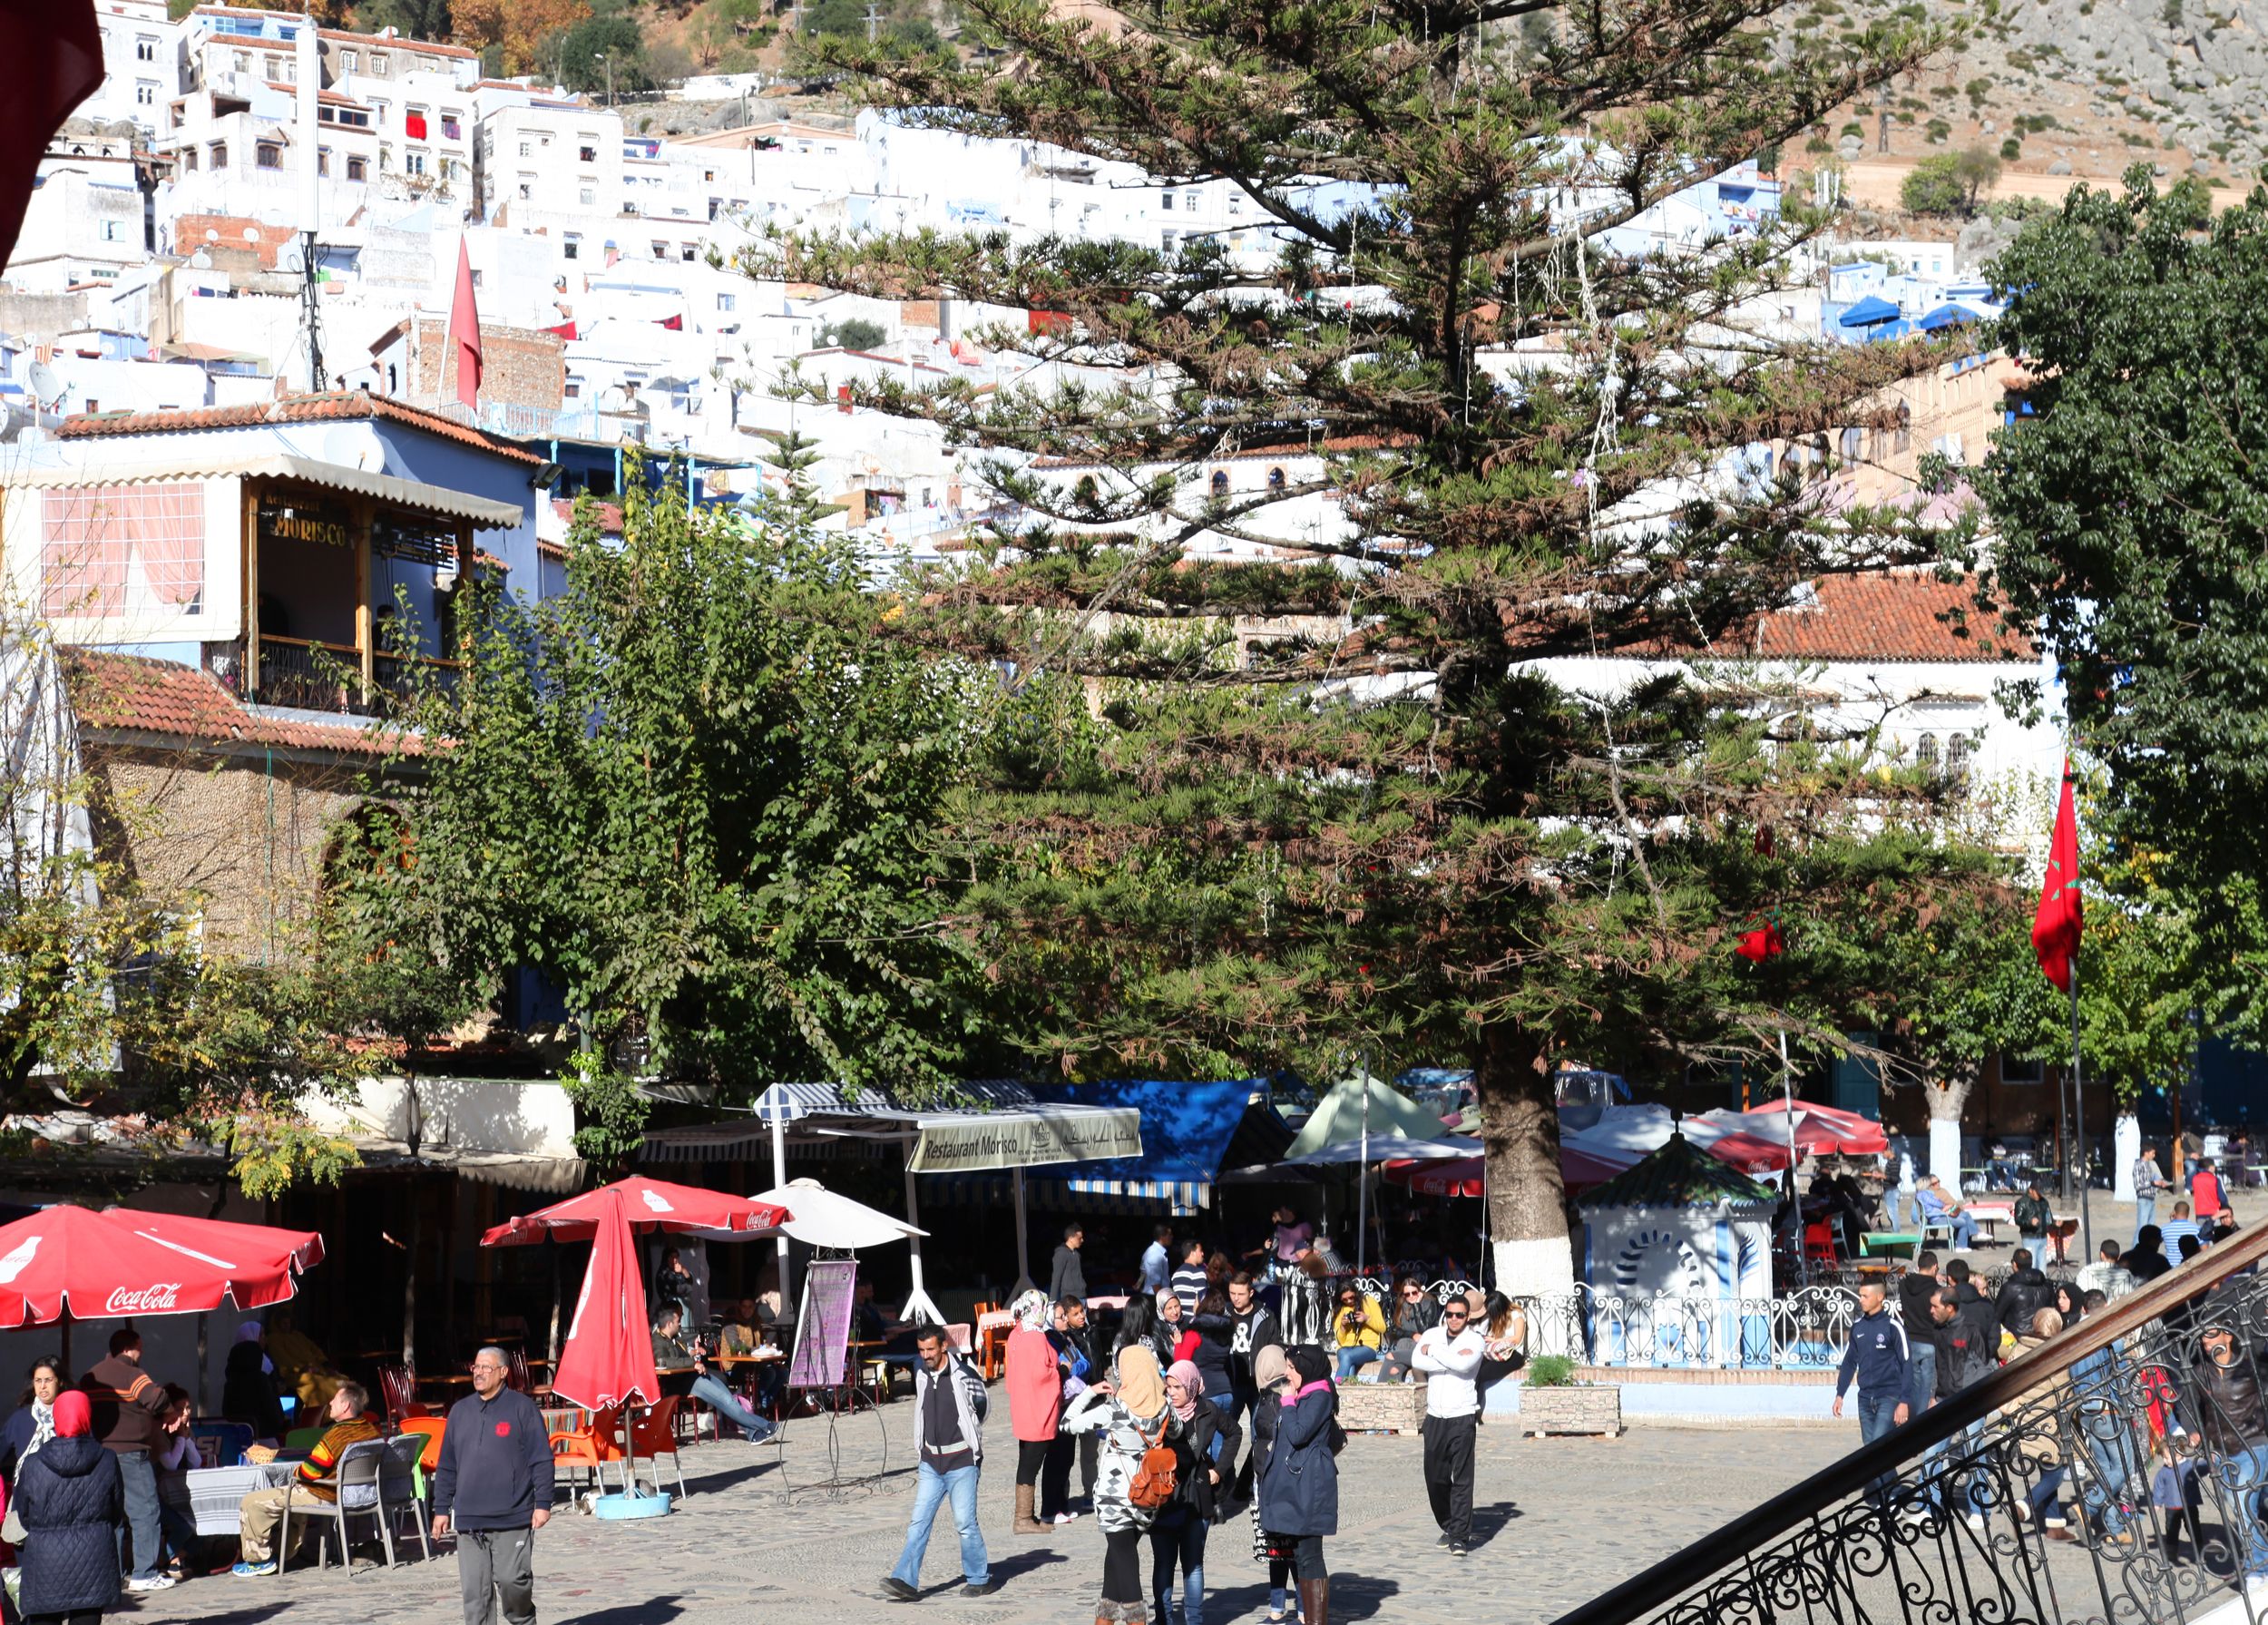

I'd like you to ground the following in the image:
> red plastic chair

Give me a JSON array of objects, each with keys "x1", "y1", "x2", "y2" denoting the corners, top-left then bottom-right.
[
  {"x1": 1803, "y1": 1220, "x2": 1839, "y2": 1270},
  {"x1": 626, "y1": 1397, "x2": 688, "y2": 1501}
]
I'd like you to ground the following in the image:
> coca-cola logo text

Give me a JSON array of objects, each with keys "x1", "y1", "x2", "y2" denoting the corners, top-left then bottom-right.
[{"x1": 104, "y1": 1285, "x2": 182, "y2": 1314}]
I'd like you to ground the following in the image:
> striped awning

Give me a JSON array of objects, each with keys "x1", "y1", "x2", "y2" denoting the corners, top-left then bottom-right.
[{"x1": 920, "y1": 1172, "x2": 1212, "y2": 1218}]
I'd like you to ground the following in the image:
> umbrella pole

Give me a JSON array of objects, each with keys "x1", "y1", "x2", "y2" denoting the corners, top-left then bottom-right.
[
  {"x1": 1355, "y1": 1062, "x2": 1371, "y2": 1280},
  {"x1": 548, "y1": 1238, "x2": 562, "y2": 1367},
  {"x1": 1012, "y1": 1166, "x2": 1030, "y2": 1291},
  {"x1": 1781, "y1": 1031, "x2": 1806, "y2": 1292},
  {"x1": 770, "y1": 1106, "x2": 794, "y2": 1326}
]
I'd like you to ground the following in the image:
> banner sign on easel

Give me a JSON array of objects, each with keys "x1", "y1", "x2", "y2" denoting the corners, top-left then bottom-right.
[{"x1": 787, "y1": 1258, "x2": 857, "y2": 1390}]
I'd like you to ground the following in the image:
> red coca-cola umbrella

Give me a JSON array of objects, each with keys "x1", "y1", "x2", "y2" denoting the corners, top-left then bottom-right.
[
  {"x1": 479, "y1": 1175, "x2": 788, "y2": 1248},
  {"x1": 104, "y1": 1210, "x2": 325, "y2": 1306},
  {"x1": 0, "y1": 1204, "x2": 312, "y2": 1326},
  {"x1": 547, "y1": 1188, "x2": 661, "y2": 1415},
  {"x1": 1738, "y1": 1101, "x2": 1890, "y2": 1157}
]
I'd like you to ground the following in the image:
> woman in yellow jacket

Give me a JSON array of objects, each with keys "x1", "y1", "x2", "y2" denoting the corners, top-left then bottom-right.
[{"x1": 1330, "y1": 1286, "x2": 1387, "y2": 1382}]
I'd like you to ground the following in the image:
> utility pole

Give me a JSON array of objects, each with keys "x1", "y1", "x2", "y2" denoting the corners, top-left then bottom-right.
[
  {"x1": 596, "y1": 52, "x2": 613, "y2": 109},
  {"x1": 865, "y1": 0, "x2": 880, "y2": 40}
]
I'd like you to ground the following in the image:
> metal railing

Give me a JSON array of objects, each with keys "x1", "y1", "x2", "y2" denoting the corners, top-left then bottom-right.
[
  {"x1": 1554, "y1": 1219, "x2": 2268, "y2": 1625},
  {"x1": 1517, "y1": 1288, "x2": 1861, "y2": 1371}
]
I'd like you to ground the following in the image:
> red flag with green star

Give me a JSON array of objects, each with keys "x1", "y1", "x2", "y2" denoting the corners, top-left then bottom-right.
[{"x1": 2031, "y1": 763, "x2": 2082, "y2": 992}]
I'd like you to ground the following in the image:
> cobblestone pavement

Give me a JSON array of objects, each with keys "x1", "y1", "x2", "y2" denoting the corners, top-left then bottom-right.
[{"x1": 134, "y1": 1415, "x2": 1847, "y2": 1625}]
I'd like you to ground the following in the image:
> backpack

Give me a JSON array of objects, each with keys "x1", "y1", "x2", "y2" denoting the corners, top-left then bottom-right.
[{"x1": 1126, "y1": 1417, "x2": 1181, "y2": 1510}]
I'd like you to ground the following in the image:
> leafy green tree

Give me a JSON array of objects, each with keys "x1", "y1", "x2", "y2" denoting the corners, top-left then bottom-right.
[
  {"x1": 819, "y1": 316, "x2": 888, "y2": 351},
  {"x1": 351, "y1": 475, "x2": 996, "y2": 1101},
  {"x1": 559, "y1": 15, "x2": 649, "y2": 91},
  {"x1": 1978, "y1": 169, "x2": 2268, "y2": 1028},
  {"x1": 1902, "y1": 147, "x2": 1999, "y2": 215},
  {"x1": 777, "y1": 0, "x2": 1960, "y2": 1293},
  {"x1": 802, "y1": 0, "x2": 864, "y2": 35}
]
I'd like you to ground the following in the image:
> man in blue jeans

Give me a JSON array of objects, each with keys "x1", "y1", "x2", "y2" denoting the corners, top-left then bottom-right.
[
  {"x1": 882, "y1": 1327, "x2": 995, "y2": 1601},
  {"x1": 650, "y1": 1307, "x2": 776, "y2": 1443},
  {"x1": 1832, "y1": 1280, "x2": 1912, "y2": 1511}
]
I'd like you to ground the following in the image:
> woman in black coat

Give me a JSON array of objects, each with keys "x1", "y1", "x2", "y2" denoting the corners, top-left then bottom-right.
[
  {"x1": 1257, "y1": 1346, "x2": 1340, "y2": 1625},
  {"x1": 222, "y1": 1322, "x2": 288, "y2": 1442},
  {"x1": 15, "y1": 1389, "x2": 122, "y2": 1625},
  {"x1": 1151, "y1": 1360, "x2": 1243, "y2": 1625}
]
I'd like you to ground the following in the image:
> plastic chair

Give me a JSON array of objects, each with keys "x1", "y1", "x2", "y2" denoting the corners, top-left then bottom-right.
[
  {"x1": 398, "y1": 1416, "x2": 447, "y2": 1471},
  {"x1": 375, "y1": 1433, "x2": 433, "y2": 1566},
  {"x1": 626, "y1": 1397, "x2": 687, "y2": 1501},
  {"x1": 551, "y1": 1406, "x2": 626, "y2": 1496},
  {"x1": 278, "y1": 1437, "x2": 387, "y2": 1571},
  {"x1": 376, "y1": 1363, "x2": 424, "y2": 1424},
  {"x1": 283, "y1": 1424, "x2": 327, "y2": 1453},
  {"x1": 1802, "y1": 1222, "x2": 1838, "y2": 1271}
]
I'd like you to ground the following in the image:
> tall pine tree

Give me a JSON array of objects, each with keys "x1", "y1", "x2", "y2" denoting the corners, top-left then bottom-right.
[{"x1": 777, "y1": 0, "x2": 1958, "y2": 1291}]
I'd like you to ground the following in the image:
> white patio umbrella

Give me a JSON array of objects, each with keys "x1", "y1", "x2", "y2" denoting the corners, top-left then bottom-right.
[
  {"x1": 748, "y1": 1178, "x2": 928, "y2": 1250},
  {"x1": 1280, "y1": 1132, "x2": 1483, "y2": 1168}
]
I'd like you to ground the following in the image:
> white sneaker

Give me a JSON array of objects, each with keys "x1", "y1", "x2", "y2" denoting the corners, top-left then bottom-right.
[
  {"x1": 1052, "y1": 1511, "x2": 1080, "y2": 1524},
  {"x1": 1966, "y1": 1513, "x2": 1986, "y2": 1532},
  {"x1": 127, "y1": 1575, "x2": 177, "y2": 1592}
]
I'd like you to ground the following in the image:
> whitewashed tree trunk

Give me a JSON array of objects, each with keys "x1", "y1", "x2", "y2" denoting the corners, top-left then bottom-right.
[
  {"x1": 2114, "y1": 1114, "x2": 2141, "y2": 1201},
  {"x1": 1926, "y1": 1075, "x2": 1970, "y2": 1191}
]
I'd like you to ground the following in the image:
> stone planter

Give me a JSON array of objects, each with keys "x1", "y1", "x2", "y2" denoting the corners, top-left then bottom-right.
[
  {"x1": 1520, "y1": 1383, "x2": 1623, "y2": 1438},
  {"x1": 1336, "y1": 1378, "x2": 1425, "y2": 1434}
]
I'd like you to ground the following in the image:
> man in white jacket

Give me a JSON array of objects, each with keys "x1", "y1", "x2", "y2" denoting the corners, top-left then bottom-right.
[{"x1": 1412, "y1": 1296, "x2": 1487, "y2": 1556}]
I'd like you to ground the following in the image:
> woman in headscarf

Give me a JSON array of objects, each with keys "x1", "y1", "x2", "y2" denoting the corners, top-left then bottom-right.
[
  {"x1": 1258, "y1": 1346, "x2": 1340, "y2": 1625},
  {"x1": 1155, "y1": 1288, "x2": 1199, "y2": 1367},
  {"x1": 1004, "y1": 1288, "x2": 1062, "y2": 1534},
  {"x1": 222, "y1": 1321, "x2": 287, "y2": 1443},
  {"x1": 15, "y1": 1389, "x2": 122, "y2": 1625},
  {"x1": 1, "y1": 1359, "x2": 65, "y2": 1545},
  {"x1": 1240, "y1": 1346, "x2": 1300, "y2": 1621},
  {"x1": 1151, "y1": 1358, "x2": 1240, "y2": 1625},
  {"x1": 1062, "y1": 1343, "x2": 1179, "y2": 1624}
]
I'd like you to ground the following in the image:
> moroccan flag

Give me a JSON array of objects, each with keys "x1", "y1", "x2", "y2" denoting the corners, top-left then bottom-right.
[
  {"x1": 448, "y1": 238, "x2": 482, "y2": 407},
  {"x1": 657, "y1": 313, "x2": 682, "y2": 329},
  {"x1": 2031, "y1": 764, "x2": 2083, "y2": 992},
  {"x1": 0, "y1": 1, "x2": 102, "y2": 269},
  {"x1": 1735, "y1": 921, "x2": 1784, "y2": 962}
]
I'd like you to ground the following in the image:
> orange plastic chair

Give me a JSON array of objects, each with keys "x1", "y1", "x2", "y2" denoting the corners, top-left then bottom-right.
[
  {"x1": 550, "y1": 1405, "x2": 625, "y2": 1496},
  {"x1": 626, "y1": 1397, "x2": 688, "y2": 1501},
  {"x1": 398, "y1": 1416, "x2": 447, "y2": 1471}
]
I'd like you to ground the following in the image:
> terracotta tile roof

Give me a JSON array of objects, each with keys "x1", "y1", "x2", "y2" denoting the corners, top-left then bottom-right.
[
  {"x1": 552, "y1": 495, "x2": 624, "y2": 534},
  {"x1": 64, "y1": 650, "x2": 424, "y2": 758},
  {"x1": 1751, "y1": 572, "x2": 2028, "y2": 665},
  {"x1": 54, "y1": 391, "x2": 548, "y2": 465},
  {"x1": 318, "y1": 25, "x2": 477, "y2": 57}
]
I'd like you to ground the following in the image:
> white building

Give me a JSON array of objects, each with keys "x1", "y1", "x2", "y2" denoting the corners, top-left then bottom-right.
[
  {"x1": 80, "y1": 0, "x2": 178, "y2": 135},
  {"x1": 473, "y1": 100, "x2": 624, "y2": 233}
]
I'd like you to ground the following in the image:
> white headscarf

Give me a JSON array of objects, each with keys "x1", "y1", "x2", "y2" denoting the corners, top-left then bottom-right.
[{"x1": 1012, "y1": 1288, "x2": 1053, "y2": 1332}]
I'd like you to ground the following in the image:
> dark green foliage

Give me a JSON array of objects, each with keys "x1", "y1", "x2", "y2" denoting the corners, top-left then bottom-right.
[{"x1": 560, "y1": 15, "x2": 650, "y2": 90}]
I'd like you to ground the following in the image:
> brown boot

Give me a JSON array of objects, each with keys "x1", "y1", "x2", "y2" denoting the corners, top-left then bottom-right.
[
  {"x1": 1299, "y1": 1577, "x2": 1330, "y2": 1625},
  {"x1": 1013, "y1": 1482, "x2": 1046, "y2": 1535}
]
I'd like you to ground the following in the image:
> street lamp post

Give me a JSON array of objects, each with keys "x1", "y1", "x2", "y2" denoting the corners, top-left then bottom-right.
[{"x1": 594, "y1": 51, "x2": 614, "y2": 109}]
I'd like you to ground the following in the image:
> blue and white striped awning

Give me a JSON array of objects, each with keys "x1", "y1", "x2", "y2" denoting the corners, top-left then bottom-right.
[
  {"x1": 920, "y1": 1172, "x2": 1212, "y2": 1218},
  {"x1": 640, "y1": 1081, "x2": 1142, "y2": 1172}
]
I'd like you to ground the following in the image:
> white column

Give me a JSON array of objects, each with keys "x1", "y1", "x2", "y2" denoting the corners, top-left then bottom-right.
[
  {"x1": 769, "y1": 1108, "x2": 793, "y2": 1317},
  {"x1": 901, "y1": 1141, "x2": 943, "y2": 1325},
  {"x1": 2114, "y1": 1114, "x2": 2141, "y2": 1202}
]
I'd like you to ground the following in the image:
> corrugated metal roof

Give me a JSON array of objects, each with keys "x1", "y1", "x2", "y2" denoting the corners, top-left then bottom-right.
[
  {"x1": 1577, "y1": 1130, "x2": 1779, "y2": 1213},
  {"x1": 8, "y1": 453, "x2": 523, "y2": 528}
]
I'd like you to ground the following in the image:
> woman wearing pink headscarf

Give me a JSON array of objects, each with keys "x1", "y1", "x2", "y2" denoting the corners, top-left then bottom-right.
[
  {"x1": 1150, "y1": 1359, "x2": 1240, "y2": 1625},
  {"x1": 15, "y1": 1389, "x2": 123, "y2": 1625}
]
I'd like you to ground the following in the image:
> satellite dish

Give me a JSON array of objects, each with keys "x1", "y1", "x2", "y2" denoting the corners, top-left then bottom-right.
[
  {"x1": 321, "y1": 426, "x2": 367, "y2": 468},
  {"x1": 189, "y1": 250, "x2": 212, "y2": 269},
  {"x1": 595, "y1": 387, "x2": 631, "y2": 414},
  {"x1": 204, "y1": 228, "x2": 220, "y2": 244},
  {"x1": 274, "y1": 240, "x2": 304, "y2": 274},
  {"x1": 26, "y1": 361, "x2": 63, "y2": 407},
  {"x1": 243, "y1": 227, "x2": 260, "y2": 243}
]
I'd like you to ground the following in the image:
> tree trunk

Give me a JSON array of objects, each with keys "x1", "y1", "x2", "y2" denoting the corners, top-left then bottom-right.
[
  {"x1": 1478, "y1": 1025, "x2": 1575, "y2": 1298},
  {"x1": 1924, "y1": 1072, "x2": 1971, "y2": 1190}
]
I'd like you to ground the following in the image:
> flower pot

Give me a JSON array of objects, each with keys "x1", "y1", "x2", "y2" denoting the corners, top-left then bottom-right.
[{"x1": 1520, "y1": 1383, "x2": 1623, "y2": 1438}]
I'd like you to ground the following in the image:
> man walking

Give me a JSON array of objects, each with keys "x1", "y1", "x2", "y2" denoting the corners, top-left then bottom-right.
[
  {"x1": 433, "y1": 1346, "x2": 553, "y2": 1625},
  {"x1": 882, "y1": 1326, "x2": 995, "y2": 1601},
  {"x1": 1412, "y1": 1292, "x2": 1486, "y2": 1556},
  {"x1": 1831, "y1": 1281, "x2": 1911, "y2": 1508},
  {"x1": 1050, "y1": 1223, "x2": 1088, "y2": 1305},
  {"x1": 1139, "y1": 1224, "x2": 1174, "y2": 1295},
  {"x1": 1169, "y1": 1238, "x2": 1209, "y2": 1312},
  {"x1": 2135, "y1": 1146, "x2": 2170, "y2": 1239},
  {"x1": 81, "y1": 1328, "x2": 173, "y2": 1592},
  {"x1": 1896, "y1": 1252, "x2": 1941, "y2": 1415}
]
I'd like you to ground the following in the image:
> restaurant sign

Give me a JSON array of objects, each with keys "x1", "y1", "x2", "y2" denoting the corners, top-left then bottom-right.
[
  {"x1": 259, "y1": 499, "x2": 351, "y2": 549},
  {"x1": 906, "y1": 1106, "x2": 1144, "y2": 1173}
]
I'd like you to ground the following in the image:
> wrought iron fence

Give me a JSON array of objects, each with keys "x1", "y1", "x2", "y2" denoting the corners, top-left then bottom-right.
[
  {"x1": 1555, "y1": 1219, "x2": 2268, "y2": 1625},
  {"x1": 1512, "y1": 1287, "x2": 1862, "y2": 1372}
]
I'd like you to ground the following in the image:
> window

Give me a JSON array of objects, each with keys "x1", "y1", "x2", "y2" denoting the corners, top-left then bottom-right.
[
  {"x1": 1915, "y1": 734, "x2": 1939, "y2": 773},
  {"x1": 1266, "y1": 466, "x2": 1286, "y2": 491},
  {"x1": 346, "y1": 154, "x2": 366, "y2": 181},
  {"x1": 1839, "y1": 426, "x2": 1862, "y2": 460},
  {"x1": 274, "y1": 53, "x2": 294, "y2": 83},
  {"x1": 406, "y1": 107, "x2": 428, "y2": 140},
  {"x1": 1159, "y1": 191, "x2": 1174, "y2": 210},
  {"x1": 1999, "y1": 1055, "x2": 2045, "y2": 1086},
  {"x1": 563, "y1": 233, "x2": 580, "y2": 259},
  {"x1": 181, "y1": 147, "x2": 196, "y2": 170},
  {"x1": 517, "y1": 177, "x2": 533, "y2": 200},
  {"x1": 539, "y1": 131, "x2": 552, "y2": 147},
  {"x1": 256, "y1": 142, "x2": 280, "y2": 169},
  {"x1": 717, "y1": 292, "x2": 735, "y2": 311},
  {"x1": 563, "y1": 378, "x2": 582, "y2": 398},
  {"x1": 317, "y1": 146, "x2": 329, "y2": 176},
  {"x1": 650, "y1": 240, "x2": 667, "y2": 259},
  {"x1": 340, "y1": 49, "x2": 357, "y2": 72},
  {"x1": 135, "y1": 81, "x2": 155, "y2": 105},
  {"x1": 1210, "y1": 470, "x2": 1229, "y2": 498},
  {"x1": 469, "y1": 269, "x2": 482, "y2": 287},
  {"x1": 135, "y1": 34, "x2": 155, "y2": 61},
  {"x1": 232, "y1": 51, "x2": 249, "y2": 72},
  {"x1": 579, "y1": 185, "x2": 594, "y2": 205},
  {"x1": 702, "y1": 168, "x2": 715, "y2": 182},
  {"x1": 519, "y1": 139, "x2": 531, "y2": 157},
  {"x1": 406, "y1": 150, "x2": 425, "y2": 175},
  {"x1": 680, "y1": 243, "x2": 696, "y2": 262},
  {"x1": 1893, "y1": 402, "x2": 1912, "y2": 455},
  {"x1": 1161, "y1": 230, "x2": 1178, "y2": 254},
  {"x1": 578, "y1": 139, "x2": 598, "y2": 162},
  {"x1": 1946, "y1": 733, "x2": 1973, "y2": 780},
  {"x1": 100, "y1": 219, "x2": 126, "y2": 241},
  {"x1": 209, "y1": 141, "x2": 228, "y2": 166},
  {"x1": 370, "y1": 53, "x2": 388, "y2": 74}
]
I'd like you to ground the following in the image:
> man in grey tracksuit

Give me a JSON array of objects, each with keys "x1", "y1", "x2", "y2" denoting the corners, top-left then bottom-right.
[{"x1": 434, "y1": 1346, "x2": 556, "y2": 1625}]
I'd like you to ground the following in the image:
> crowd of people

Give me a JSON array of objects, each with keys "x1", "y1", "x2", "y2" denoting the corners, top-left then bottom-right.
[{"x1": 885, "y1": 1215, "x2": 1516, "y2": 1621}]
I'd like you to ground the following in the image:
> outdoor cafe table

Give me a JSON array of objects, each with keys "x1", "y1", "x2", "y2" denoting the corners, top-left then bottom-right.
[{"x1": 1862, "y1": 1231, "x2": 1921, "y2": 1260}]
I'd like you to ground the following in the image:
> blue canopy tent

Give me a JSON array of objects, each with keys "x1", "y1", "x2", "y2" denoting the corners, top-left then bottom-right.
[
  {"x1": 1917, "y1": 303, "x2": 1982, "y2": 330},
  {"x1": 921, "y1": 1079, "x2": 1295, "y2": 1218},
  {"x1": 1837, "y1": 294, "x2": 1901, "y2": 328},
  {"x1": 1866, "y1": 318, "x2": 1919, "y2": 343}
]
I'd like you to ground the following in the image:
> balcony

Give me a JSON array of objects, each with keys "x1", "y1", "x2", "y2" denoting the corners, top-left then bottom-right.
[{"x1": 215, "y1": 634, "x2": 460, "y2": 720}]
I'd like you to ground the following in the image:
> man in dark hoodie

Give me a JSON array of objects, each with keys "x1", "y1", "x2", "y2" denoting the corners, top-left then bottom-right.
[
  {"x1": 1995, "y1": 1248, "x2": 2055, "y2": 1340},
  {"x1": 81, "y1": 1327, "x2": 172, "y2": 1592},
  {"x1": 1923, "y1": 1284, "x2": 2002, "y2": 1527},
  {"x1": 1897, "y1": 1253, "x2": 1942, "y2": 1414},
  {"x1": 1942, "y1": 1258, "x2": 2002, "y2": 1362},
  {"x1": 433, "y1": 1346, "x2": 553, "y2": 1625}
]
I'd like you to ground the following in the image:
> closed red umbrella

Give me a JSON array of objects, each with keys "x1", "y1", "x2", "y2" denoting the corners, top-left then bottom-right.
[
  {"x1": 0, "y1": 1204, "x2": 310, "y2": 1326},
  {"x1": 1735, "y1": 1102, "x2": 1889, "y2": 1158},
  {"x1": 480, "y1": 1175, "x2": 788, "y2": 1247},
  {"x1": 548, "y1": 1189, "x2": 660, "y2": 1414},
  {"x1": 1701, "y1": 1130, "x2": 1799, "y2": 1177}
]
